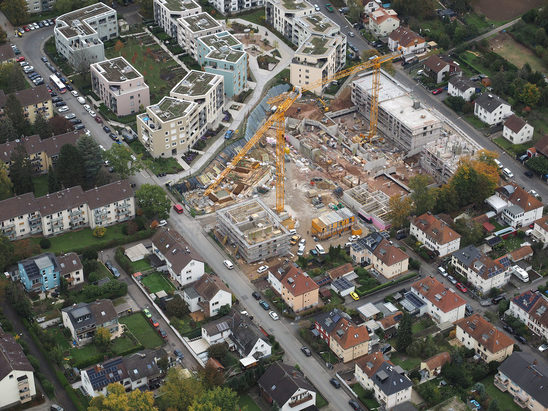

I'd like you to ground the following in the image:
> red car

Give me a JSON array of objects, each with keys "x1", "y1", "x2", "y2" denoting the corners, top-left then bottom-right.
[
  {"x1": 455, "y1": 282, "x2": 468, "y2": 293},
  {"x1": 23, "y1": 26, "x2": 30, "y2": 32},
  {"x1": 16, "y1": 56, "x2": 25, "y2": 62},
  {"x1": 94, "y1": 116, "x2": 103, "y2": 123},
  {"x1": 149, "y1": 317, "x2": 159, "y2": 328},
  {"x1": 432, "y1": 88, "x2": 443, "y2": 95},
  {"x1": 173, "y1": 204, "x2": 184, "y2": 214},
  {"x1": 158, "y1": 328, "x2": 167, "y2": 339},
  {"x1": 529, "y1": 223, "x2": 535, "y2": 229}
]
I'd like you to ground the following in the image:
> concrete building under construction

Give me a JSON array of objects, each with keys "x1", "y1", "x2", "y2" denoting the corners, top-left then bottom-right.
[
  {"x1": 311, "y1": 208, "x2": 355, "y2": 240},
  {"x1": 351, "y1": 71, "x2": 442, "y2": 155},
  {"x1": 420, "y1": 132, "x2": 483, "y2": 183},
  {"x1": 216, "y1": 198, "x2": 290, "y2": 263},
  {"x1": 342, "y1": 183, "x2": 392, "y2": 231}
]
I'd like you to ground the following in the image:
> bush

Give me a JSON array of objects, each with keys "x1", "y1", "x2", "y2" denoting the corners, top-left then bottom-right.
[
  {"x1": 40, "y1": 238, "x2": 51, "y2": 249},
  {"x1": 93, "y1": 226, "x2": 106, "y2": 238},
  {"x1": 82, "y1": 250, "x2": 98, "y2": 261}
]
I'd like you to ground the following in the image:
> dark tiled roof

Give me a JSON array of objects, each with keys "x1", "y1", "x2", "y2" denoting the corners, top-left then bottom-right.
[
  {"x1": 0, "y1": 84, "x2": 51, "y2": 108},
  {"x1": 37, "y1": 186, "x2": 86, "y2": 216},
  {"x1": 193, "y1": 274, "x2": 230, "y2": 300},
  {"x1": 389, "y1": 26, "x2": 424, "y2": 46},
  {"x1": 0, "y1": 44, "x2": 15, "y2": 62},
  {"x1": 151, "y1": 228, "x2": 203, "y2": 274},
  {"x1": 504, "y1": 114, "x2": 528, "y2": 134},
  {"x1": 83, "y1": 357, "x2": 127, "y2": 391},
  {"x1": 62, "y1": 299, "x2": 117, "y2": 331},
  {"x1": 258, "y1": 362, "x2": 315, "y2": 407},
  {"x1": 474, "y1": 93, "x2": 510, "y2": 113},
  {"x1": 449, "y1": 76, "x2": 476, "y2": 92},
  {"x1": 314, "y1": 308, "x2": 347, "y2": 334},
  {"x1": 0, "y1": 132, "x2": 82, "y2": 163},
  {"x1": 453, "y1": 245, "x2": 505, "y2": 280},
  {"x1": 85, "y1": 179, "x2": 133, "y2": 210},
  {"x1": 0, "y1": 192, "x2": 38, "y2": 222},
  {"x1": 373, "y1": 361, "x2": 413, "y2": 396},
  {"x1": 122, "y1": 348, "x2": 164, "y2": 382},
  {"x1": 0, "y1": 329, "x2": 33, "y2": 381},
  {"x1": 534, "y1": 135, "x2": 548, "y2": 156},
  {"x1": 57, "y1": 252, "x2": 83, "y2": 276},
  {"x1": 498, "y1": 352, "x2": 548, "y2": 407}
]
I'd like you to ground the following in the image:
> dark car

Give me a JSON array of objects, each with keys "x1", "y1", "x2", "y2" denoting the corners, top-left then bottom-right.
[
  {"x1": 492, "y1": 295, "x2": 506, "y2": 305},
  {"x1": 259, "y1": 300, "x2": 270, "y2": 310},
  {"x1": 109, "y1": 133, "x2": 119, "y2": 141},
  {"x1": 105, "y1": 261, "x2": 113, "y2": 270},
  {"x1": 301, "y1": 346, "x2": 312, "y2": 357},
  {"x1": 516, "y1": 335, "x2": 527, "y2": 344},
  {"x1": 524, "y1": 170, "x2": 534, "y2": 178},
  {"x1": 103, "y1": 125, "x2": 111, "y2": 133},
  {"x1": 66, "y1": 84, "x2": 73, "y2": 91},
  {"x1": 74, "y1": 124, "x2": 85, "y2": 130},
  {"x1": 465, "y1": 305, "x2": 474, "y2": 316},
  {"x1": 41, "y1": 56, "x2": 48, "y2": 62},
  {"x1": 174, "y1": 349, "x2": 184, "y2": 359},
  {"x1": 330, "y1": 378, "x2": 340, "y2": 388},
  {"x1": 55, "y1": 101, "x2": 66, "y2": 107},
  {"x1": 52, "y1": 97, "x2": 62, "y2": 103},
  {"x1": 69, "y1": 118, "x2": 81, "y2": 124},
  {"x1": 252, "y1": 291, "x2": 261, "y2": 300},
  {"x1": 349, "y1": 400, "x2": 363, "y2": 410},
  {"x1": 158, "y1": 328, "x2": 167, "y2": 339},
  {"x1": 503, "y1": 324, "x2": 514, "y2": 334}
]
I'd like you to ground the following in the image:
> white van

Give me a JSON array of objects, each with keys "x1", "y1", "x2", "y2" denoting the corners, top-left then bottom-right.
[
  {"x1": 315, "y1": 244, "x2": 326, "y2": 255},
  {"x1": 223, "y1": 260, "x2": 234, "y2": 269},
  {"x1": 494, "y1": 159, "x2": 503, "y2": 169},
  {"x1": 502, "y1": 168, "x2": 514, "y2": 179},
  {"x1": 511, "y1": 265, "x2": 529, "y2": 282}
]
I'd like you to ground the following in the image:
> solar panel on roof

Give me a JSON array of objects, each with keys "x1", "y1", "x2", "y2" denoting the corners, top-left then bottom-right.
[
  {"x1": 216, "y1": 321, "x2": 229, "y2": 332},
  {"x1": 498, "y1": 256, "x2": 511, "y2": 268},
  {"x1": 486, "y1": 236, "x2": 502, "y2": 246}
]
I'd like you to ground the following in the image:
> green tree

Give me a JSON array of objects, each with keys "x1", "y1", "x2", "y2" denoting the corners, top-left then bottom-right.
[
  {"x1": 94, "y1": 327, "x2": 111, "y2": 349},
  {"x1": 395, "y1": 312, "x2": 412, "y2": 352},
  {"x1": 56, "y1": 144, "x2": 84, "y2": 188},
  {"x1": 189, "y1": 386, "x2": 238, "y2": 411},
  {"x1": 0, "y1": 0, "x2": 28, "y2": 26},
  {"x1": 0, "y1": 63, "x2": 27, "y2": 94},
  {"x1": 103, "y1": 145, "x2": 143, "y2": 179},
  {"x1": 453, "y1": 218, "x2": 484, "y2": 247},
  {"x1": 157, "y1": 368, "x2": 205, "y2": 411},
  {"x1": 88, "y1": 382, "x2": 158, "y2": 411},
  {"x1": 4, "y1": 95, "x2": 30, "y2": 137},
  {"x1": 0, "y1": 236, "x2": 14, "y2": 271},
  {"x1": 165, "y1": 294, "x2": 189, "y2": 318},
  {"x1": 157, "y1": 355, "x2": 169, "y2": 374},
  {"x1": 9, "y1": 145, "x2": 33, "y2": 195},
  {"x1": 76, "y1": 135, "x2": 103, "y2": 189},
  {"x1": 48, "y1": 115, "x2": 73, "y2": 135},
  {"x1": 135, "y1": 184, "x2": 171, "y2": 219},
  {"x1": 387, "y1": 195, "x2": 413, "y2": 229},
  {"x1": 0, "y1": 26, "x2": 6, "y2": 44},
  {"x1": 199, "y1": 362, "x2": 225, "y2": 389},
  {"x1": 0, "y1": 164, "x2": 13, "y2": 200},
  {"x1": 518, "y1": 82, "x2": 541, "y2": 107},
  {"x1": 33, "y1": 114, "x2": 52, "y2": 139},
  {"x1": 207, "y1": 343, "x2": 228, "y2": 360},
  {"x1": 47, "y1": 166, "x2": 60, "y2": 193},
  {"x1": 0, "y1": 117, "x2": 18, "y2": 143},
  {"x1": 5, "y1": 282, "x2": 32, "y2": 319},
  {"x1": 409, "y1": 175, "x2": 437, "y2": 215},
  {"x1": 54, "y1": 0, "x2": 75, "y2": 14}
]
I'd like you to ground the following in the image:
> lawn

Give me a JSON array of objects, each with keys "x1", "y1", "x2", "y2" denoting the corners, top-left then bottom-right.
[
  {"x1": 351, "y1": 384, "x2": 379, "y2": 410},
  {"x1": 316, "y1": 392, "x2": 329, "y2": 408},
  {"x1": 69, "y1": 335, "x2": 139, "y2": 367},
  {"x1": 389, "y1": 353, "x2": 421, "y2": 370},
  {"x1": 128, "y1": 140, "x2": 183, "y2": 175},
  {"x1": 171, "y1": 315, "x2": 199, "y2": 336},
  {"x1": 463, "y1": 13, "x2": 492, "y2": 32},
  {"x1": 131, "y1": 258, "x2": 152, "y2": 272},
  {"x1": 96, "y1": 262, "x2": 113, "y2": 280},
  {"x1": 463, "y1": 113, "x2": 489, "y2": 130},
  {"x1": 490, "y1": 34, "x2": 547, "y2": 74},
  {"x1": 412, "y1": 317, "x2": 434, "y2": 334},
  {"x1": 238, "y1": 394, "x2": 261, "y2": 411},
  {"x1": 33, "y1": 175, "x2": 49, "y2": 197},
  {"x1": 120, "y1": 313, "x2": 164, "y2": 348},
  {"x1": 237, "y1": 8, "x2": 264, "y2": 25},
  {"x1": 493, "y1": 136, "x2": 533, "y2": 156},
  {"x1": 141, "y1": 272, "x2": 175, "y2": 293},
  {"x1": 481, "y1": 377, "x2": 523, "y2": 411}
]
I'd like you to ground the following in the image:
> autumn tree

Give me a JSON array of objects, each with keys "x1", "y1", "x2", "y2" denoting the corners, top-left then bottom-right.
[
  {"x1": 518, "y1": 82, "x2": 540, "y2": 107},
  {"x1": 200, "y1": 361, "x2": 225, "y2": 389},
  {"x1": 387, "y1": 195, "x2": 413, "y2": 229},
  {"x1": 93, "y1": 327, "x2": 111, "y2": 349},
  {"x1": 49, "y1": 115, "x2": 73, "y2": 135},
  {"x1": 0, "y1": 0, "x2": 29, "y2": 26},
  {"x1": 0, "y1": 164, "x2": 13, "y2": 200},
  {"x1": 88, "y1": 383, "x2": 157, "y2": 411},
  {"x1": 9, "y1": 145, "x2": 33, "y2": 195},
  {"x1": 157, "y1": 368, "x2": 205, "y2": 411},
  {"x1": 189, "y1": 386, "x2": 238, "y2": 411},
  {"x1": 408, "y1": 175, "x2": 437, "y2": 215},
  {"x1": 135, "y1": 184, "x2": 171, "y2": 219},
  {"x1": 56, "y1": 144, "x2": 84, "y2": 188}
]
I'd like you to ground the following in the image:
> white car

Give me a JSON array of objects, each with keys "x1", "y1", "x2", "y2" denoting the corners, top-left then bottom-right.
[
  {"x1": 297, "y1": 245, "x2": 305, "y2": 256},
  {"x1": 257, "y1": 265, "x2": 269, "y2": 274},
  {"x1": 23, "y1": 65, "x2": 34, "y2": 73},
  {"x1": 223, "y1": 260, "x2": 234, "y2": 269},
  {"x1": 539, "y1": 344, "x2": 548, "y2": 352},
  {"x1": 269, "y1": 311, "x2": 279, "y2": 320},
  {"x1": 158, "y1": 219, "x2": 167, "y2": 227},
  {"x1": 529, "y1": 189, "x2": 540, "y2": 199},
  {"x1": 99, "y1": 144, "x2": 106, "y2": 151},
  {"x1": 349, "y1": 235, "x2": 359, "y2": 242},
  {"x1": 58, "y1": 106, "x2": 69, "y2": 112},
  {"x1": 314, "y1": 4, "x2": 320, "y2": 10},
  {"x1": 71, "y1": 90, "x2": 79, "y2": 97},
  {"x1": 77, "y1": 97, "x2": 85, "y2": 104},
  {"x1": 83, "y1": 104, "x2": 90, "y2": 110},
  {"x1": 299, "y1": 238, "x2": 306, "y2": 246},
  {"x1": 88, "y1": 110, "x2": 96, "y2": 118}
]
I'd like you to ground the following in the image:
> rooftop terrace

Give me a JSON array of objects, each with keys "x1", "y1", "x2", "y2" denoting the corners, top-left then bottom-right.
[
  {"x1": 150, "y1": 97, "x2": 196, "y2": 122},
  {"x1": 280, "y1": 0, "x2": 312, "y2": 10},
  {"x1": 160, "y1": 0, "x2": 200, "y2": 11},
  {"x1": 200, "y1": 32, "x2": 245, "y2": 63},
  {"x1": 56, "y1": 3, "x2": 114, "y2": 38},
  {"x1": 302, "y1": 13, "x2": 337, "y2": 33},
  {"x1": 171, "y1": 70, "x2": 221, "y2": 96},
  {"x1": 181, "y1": 12, "x2": 221, "y2": 32},
  {"x1": 300, "y1": 35, "x2": 331, "y2": 55},
  {"x1": 93, "y1": 57, "x2": 141, "y2": 82}
]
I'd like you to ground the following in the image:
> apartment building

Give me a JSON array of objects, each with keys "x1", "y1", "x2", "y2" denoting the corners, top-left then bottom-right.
[
  {"x1": 61, "y1": 299, "x2": 121, "y2": 346},
  {"x1": 170, "y1": 70, "x2": 224, "y2": 132},
  {"x1": 196, "y1": 31, "x2": 247, "y2": 97},
  {"x1": 18, "y1": 253, "x2": 61, "y2": 293},
  {"x1": 0, "y1": 131, "x2": 82, "y2": 175},
  {"x1": 0, "y1": 85, "x2": 53, "y2": 123},
  {"x1": 0, "y1": 330, "x2": 35, "y2": 408},
  {"x1": 176, "y1": 12, "x2": 222, "y2": 58},
  {"x1": 488, "y1": 183, "x2": 544, "y2": 228},
  {"x1": 451, "y1": 245, "x2": 510, "y2": 294},
  {"x1": 90, "y1": 57, "x2": 150, "y2": 116},
  {"x1": 183, "y1": 273, "x2": 232, "y2": 317},
  {"x1": 329, "y1": 317, "x2": 370, "y2": 363},
  {"x1": 351, "y1": 232, "x2": 409, "y2": 279},
  {"x1": 368, "y1": 8, "x2": 399, "y2": 37},
  {"x1": 409, "y1": 212, "x2": 461, "y2": 257},
  {"x1": 151, "y1": 227, "x2": 205, "y2": 288},
  {"x1": 310, "y1": 207, "x2": 355, "y2": 240},
  {"x1": 54, "y1": 2, "x2": 118, "y2": 68},
  {"x1": 388, "y1": 26, "x2": 426, "y2": 54},
  {"x1": 352, "y1": 72, "x2": 442, "y2": 154},
  {"x1": 355, "y1": 352, "x2": 413, "y2": 409},
  {"x1": 503, "y1": 114, "x2": 534, "y2": 144},
  {"x1": 509, "y1": 290, "x2": 548, "y2": 341},
  {"x1": 154, "y1": 0, "x2": 202, "y2": 38},
  {"x1": 474, "y1": 93, "x2": 512, "y2": 126},
  {"x1": 454, "y1": 314, "x2": 514, "y2": 363},
  {"x1": 25, "y1": 0, "x2": 55, "y2": 13},
  {"x1": 448, "y1": 76, "x2": 477, "y2": 101},
  {"x1": 265, "y1": 0, "x2": 315, "y2": 44},
  {"x1": 0, "y1": 180, "x2": 135, "y2": 241},
  {"x1": 410, "y1": 276, "x2": 466, "y2": 324},
  {"x1": 210, "y1": 0, "x2": 263, "y2": 14},
  {"x1": 495, "y1": 353, "x2": 548, "y2": 411},
  {"x1": 290, "y1": 34, "x2": 346, "y2": 95},
  {"x1": 280, "y1": 266, "x2": 319, "y2": 313},
  {"x1": 137, "y1": 96, "x2": 201, "y2": 158},
  {"x1": 293, "y1": 12, "x2": 343, "y2": 47},
  {"x1": 314, "y1": 308, "x2": 348, "y2": 344}
]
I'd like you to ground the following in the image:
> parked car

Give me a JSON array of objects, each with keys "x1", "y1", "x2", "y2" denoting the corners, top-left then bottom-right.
[
  {"x1": 143, "y1": 308, "x2": 152, "y2": 318},
  {"x1": 350, "y1": 291, "x2": 360, "y2": 301},
  {"x1": 330, "y1": 378, "x2": 341, "y2": 388},
  {"x1": 223, "y1": 260, "x2": 234, "y2": 269},
  {"x1": 149, "y1": 317, "x2": 160, "y2": 328},
  {"x1": 109, "y1": 133, "x2": 119, "y2": 141},
  {"x1": 259, "y1": 300, "x2": 270, "y2": 310},
  {"x1": 58, "y1": 106, "x2": 69, "y2": 113},
  {"x1": 492, "y1": 295, "x2": 506, "y2": 305},
  {"x1": 64, "y1": 113, "x2": 76, "y2": 120},
  {"x1": 269, "y1": 311, "x2": 279, "y2": 320},
  {"x1": 349, "y1": 400, "x2": 363, "y2": 410},
  {"x1": 524, "y1": 170, "x2": 534, "y2": 178},
  {"x1": 538, "y1": 344, "x2": 548, "y2": 352},
  {"x1": 77, "y1": 96, "x2": 85, "y2": 104},
  {"x1": 257, "y1": 265, "x2": 269, "y2": 274},
  {"x1": 110, "y1": 267, "x2": 120, "y2": 278},
  {"x1": 103, "y1": 125, "x2": 111, "y2": 133},
  {"x1": 432, "y1": 88, "x2": 443, "y2": 95},
  {"x1": 503, "y1": 324, "x2": 514, "y2": 334},
  {"x1": 94, "y1": 116, "x2": 103, "y2": 123},
  {"x1": 447, "y1": 275, "x2": 457, "y2": 285},
  {"x1": 41, "y1": 56, "x2": 48, "y2": 62},
  {"x1": 301, "y1": 346, "x2": 312, "y2": 356},
  {"x1": 158, "y1": 328, "x2": 167, "y2": 339},
  {"x1": 71, "y1": 90, "x2": 79, "y2": 97},
  {"x1": 252, "y1": 291, "x2": 261, "y2": 300},
  {"x1": 455, "y1": 282, "x2": 467, "y2": 293},
  {"x1": 516, "y1": 335, "x2": 527, "y2": 344}
]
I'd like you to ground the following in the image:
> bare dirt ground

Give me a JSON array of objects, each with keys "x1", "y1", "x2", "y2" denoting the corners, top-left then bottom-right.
[
  {"x1": 472, "y1": 0, "x2": 544, "y2": 21},
  {"x1": 285, "y1": 102, "x2": 325, "y2": 121},
  {"x1": 489, "y1": 32, "x2": 547, "y2": 74},
  {"x1": 330, "y1": 87, "x2": 353, "y2": 111}
]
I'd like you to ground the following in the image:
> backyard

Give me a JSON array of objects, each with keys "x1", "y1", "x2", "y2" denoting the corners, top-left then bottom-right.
[
  {"x1": 69, "y1": 335, "x2": 138, "y2": 368},
  {"x1": 128, "y1": 140, "x2": 183, "y2": 175},
  {"x1": 238, "y1": 394, "x2": 261, "y2": 411},
  {"x1": 32, "y1": 175, "x2": 49, "y2": 197},
  {"x1": 119, "y1": 313, "x2": 164, "y2": 348},
  {"x1": 480, "y1": 376, "x2": 523, "y2": 411},
  {"x1": 351, "y1": 383, "x2": 380, "y2": 410},
  {"x1": 141, "y1": 272, "x2": 176, "y2": 293},
  {"x1": 489, "y1": 33, "x2": 546, "y2": 74}
]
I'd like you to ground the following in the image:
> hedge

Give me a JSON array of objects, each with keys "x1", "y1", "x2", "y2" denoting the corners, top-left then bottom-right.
[{"x1": 356, "y1": 273, "x2": 418, "y2": 296}]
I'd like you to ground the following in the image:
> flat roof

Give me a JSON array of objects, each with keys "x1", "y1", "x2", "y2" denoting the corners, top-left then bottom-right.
[
  {"x1": 171, "y1": 70, "x2": 221, "y2": 97},
  {"x1": 56, "y1": 2, "x2": 114, "y2": 38},
  {"x1": 150, "y1": 96, "x2": 196, "y2": 121},
  {"x1": 92, "y1": 57, "x2": 141, "y2": 82},
  {"x1": 301, "y1": 13, "x2": 337, "y2": 33},
  {"x1": 180, "y1": 12, "x2": 220, "y2": 32},
  {"x1": 297, "y1": 34, "x2": 337, "y2": 56},
  {"x1": 199, "y1": 32, "x2": 245, "y2": 63},
  {"x1": 159, "y1": 0, "x2": 200, "y2": 11},
  {"x1": 280, "y1": 0, "x2": 312, "y2": 10}
]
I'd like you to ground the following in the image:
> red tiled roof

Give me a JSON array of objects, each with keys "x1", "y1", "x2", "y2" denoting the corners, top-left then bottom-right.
[
  {"x1": 509, "y1": 246, "x2": 533, "y2": 262},
  {"x1": 327, "y1": 263, "x2": 354, "y2": 280},
  {"x1": 378, "y1": 311, "x2": 402, "y2": 330},
  {"x1": 389, "y1": 26, "x2": 425, "y2": 47},
  {"x1": 373, "y1": 239, "x2": 408, "y2": 266},
  {"x1": 330, "y1": 318, "x2": 369, "y2": 349},
  {"x1": 496, "y1": 183, "x2": 543, "y2": 213},
  {"x1": 411, "y1": 212, "x2": 461, "y2": 245},
  {"x1": 355, "y1": 351, "x2": 390, "y2": 377},
  {"x1": 423, "y1": 352, "x2": 451, "y2": 371},
  {"x1": 535, "y1": 215, "x2": 548, "y2": 233},
  {"x1": 411, "y1": 276, "x2": 466, "y2": 313},
  {"x1": 281, "y1": 267, "x2": 319, "y2": 297},
  {"x1": 455, "y1": 314, "x2": 514, "y2": 354}
]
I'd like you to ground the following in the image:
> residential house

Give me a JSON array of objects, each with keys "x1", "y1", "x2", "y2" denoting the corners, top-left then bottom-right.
[
  {"x1": 451, "y1": 245, "x2": 510, "y2": 294},
  {"x1": 355, "y1": 352, "x2": 413, "y2": 409},
  {"x1": 503, "y1": 114, "x2": 534, "y2": 144},
  {"x1": 410, "y1": 212, "x2": 461, "y2": 257},
  {"x1": 329, "y1": 317, "x2": 370, "y2": 363},
  {"x1": 454, "y1": 314, "x2": 514, "y2": 363},
  {"x1": 56, "y1": 252, "x2": 84, "y2": 287},
  {"x1": 490, "y1": 183, "x2": 544, "y2": 228},
  {"x1": 280, "y1": 266, "x2": 319, "y2": 313},
  {"x1": 364, "y1": 0, "x2": 381, "y2": 14},
  {"x1": 420, "y1": 352, "x2": 450, "y2": 378},
  {"x1": 448, "y1": 76, "x2": 477, "y2": 101},
  {"x1": 508, "y1": 290, "x2": 548, "y2": 341},
  {"x1": 25, "y1": 0, "x2": 54, "y2": 13},
  {"x1": 330, "y1": 277, "x2": 356, "y2": 297},
  {"x1": 311, "y1": 208, "x2": 355, "y2": 240},
  {"x1": 182, "y1": 273, "x2": 232, "y2": 317},
  {"x1": 176, "y1": 12, "x2": 223, "y2": 59},
  {"x1": 351, "y1": 232, "x2": 409, "y2": 279},
  {"x1": 368, "y1": 8, "x2": 399, "y2": 37},
  {"x1": 494, "y1": 352, "x2": 548, "y2": 411},
  {"x1": 0, "y1": 85, "x2": 53, "y2": 123},
  {"x1": 151, "y1": 227, "x2": 205, "y2": 288},
  {"x1": 201, "y1": 313, "x2": 236, "y2": 345},
  {"x1": 423, "y1": 54, "x2": 461, "y2": 84},
  {"x1": 267, "y1": 262, "x2": 294, "y2": 295},
  {"x1": 474, "y1": 93, "x2": 512, "y2": 125},
  {"x1": 508, "y1": 245, "x2": 534, "y2": 264},
  {"x1": 388, "y1": 26, "x2": 426, "y2": 54},
  {"x1": 0, "y1": 330, "x2": 35, "y2": 408},
  {"x1": 531, "y1": 215, "x2": 548, "y2": 248},
  {"x1": 314, "y1": 308, "x2": 347, "y2": 344},
  {"x1": 377, "y1": 311, "x2": 403, "y2": 337},
  {"x1": 80, "y1": 349, "x2": 165, "y2": 397},
  {"x1": 0, "y1": 44, "x2": 15, "y2": 65},
  {"x1": 18, "y1": 253, "x2": 60, "y2": 293},
  {"x1": 327, "y1": 263, "x2": 354, "y2": 280},
  {"x1": 410, "y1": 276, "x2": 466, "y2": 324},
  {"x1": 61, "y1": 299, "x2": 122, "y2": 346},
  {"x1": 258, "y1": 362, "x2": 316, "y2": 411},
  {"x1": 533, "y1": 134, "x2": 548, "y2": 158}
]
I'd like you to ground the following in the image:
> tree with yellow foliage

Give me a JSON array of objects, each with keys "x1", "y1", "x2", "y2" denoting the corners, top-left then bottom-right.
[
  {"x1": 88, "y1": 383, "x2": 157, "y2": 411},
  {"x1": 387, "y1": 195, "x2": 413, "y2": 229}
]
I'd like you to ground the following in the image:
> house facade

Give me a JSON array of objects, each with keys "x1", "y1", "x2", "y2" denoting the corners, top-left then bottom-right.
[
  {"x1": 448, "y1": 76, "x2": 476, "y2": 101},
  {"x1": 410, "y1": 212, "x2": 461, "y2": 257},
  {"x1": 388, "y1": 26, "x2": 426, "y2": 54},
  {"x1": 474, "y1": 93, "x2": 512, "y2": 125},
  {"x1": 18, "y1": 253, "x2": 59, "y2": 293},
  {"x1": 183, "y1": 273, "x2": 232, "y2": 317},
  {"x1": 0, "y1": 85, "x2": 53, "y2": 123},
  {"x1": 420, "y1": 352, "x2": 451, "y2": 378},
  {"x1": 0, "y1": 330, "x2": 35, "y2": 408},
  {"x1": 532, "y1": 216, "x2": 548, "y2": 248},
  {"x1": 423, "y1": 54, "x2": 461, "y2": 84},
  {"x1": 508, "y1": 290, "x2": 548, "y2": 341},
  {"x1": 314, "y1": 308, "x2": 346, "y2": 344},
  {"x1": 503, "y1": 114, "x2": 534, "y2": 144},
  {"x1": 368, "y1": 8, "x2": 399, "y2": 37},
  {"x1": 351, "y1": 232, "x2": 408, "y2": 278},
  {"x1": 410, "y1": 276, "x2": 466, "y2": 324},
  {"x1": 280, "y1": 266, "x2": 319, "y2": 312},
  {"x1": 176, "y1": 12, "x2": 222, "y2": 58},
  {"x1": 492, "y1": 183, "x2": 544, "y2": 228},
  {"x1": 57, "y1": 252, "x2": 84, "y2": 287},
  {"x1": 329, "y1": 317, "x2": 369, "y2": 363}
]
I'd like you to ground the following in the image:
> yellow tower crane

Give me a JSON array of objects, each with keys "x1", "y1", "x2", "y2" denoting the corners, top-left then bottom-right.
[{"x1": 204, "y1": 52, "x2": 401, "y2": 213}]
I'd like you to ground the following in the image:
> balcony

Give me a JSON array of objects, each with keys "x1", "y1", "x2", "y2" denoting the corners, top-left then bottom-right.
[
  {"x1": 494, "y1": 376, "x2": 508, "y2": 392},
  {"x1": 289, "y1": 393, "x2": 313, "y2": 407},
  {"x1": 94, "y1": 208, "x2": 108, "y2": 217}
]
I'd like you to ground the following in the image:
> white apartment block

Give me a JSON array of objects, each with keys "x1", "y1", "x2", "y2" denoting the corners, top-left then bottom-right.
[
  {"x1": 137, "y1": 96, "x2": 201, "y2": 158},
  {"x1": 0, "y1": 180, "x2": 134, "y2": 241},
  {"x1": 474, "y1": 93, "x2": 512, "y2": 126},
  {"x1": 54, "y1": 2, "x2": 118, "y2": 69},
  {"x1": 265, "y1": 0, "x2": 315, "y2": 42},
  {"x1": 503, "y1": 114, "x2": 534, "y2": 144},
  {"x1": 90, "y1": 57, "x2": 150, "y2": 116},
  {"x1": 410, "y1": 276, "x2": 466, "y2": 324},
  {"x1": 293, "y1": 12, "x2": 344, "y2": 47},
  {"x1": 154, "y1": 0, "x2": 202, "y2": 38},
  {"x1": 368, "y1": 8, "x2": 399, "y2": 37},
  {"x1": 209, "y1": 0, "x2": 264, "y2": 15},
  {"x1": 290, "y1": 34, "x2": 346, "y2": 95},
  {"x1": 170, "y1": 70, "x2": 224, "y2": 132},
  {"x1": 352, "y1": 71, "x2": 442, "y2": 154},
  {"x1": 25, "y1": 0, "x2": 55, "y2": 13},
  {"x1": 176, "y1": 12, "x2": 222, "y2": 59}
]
